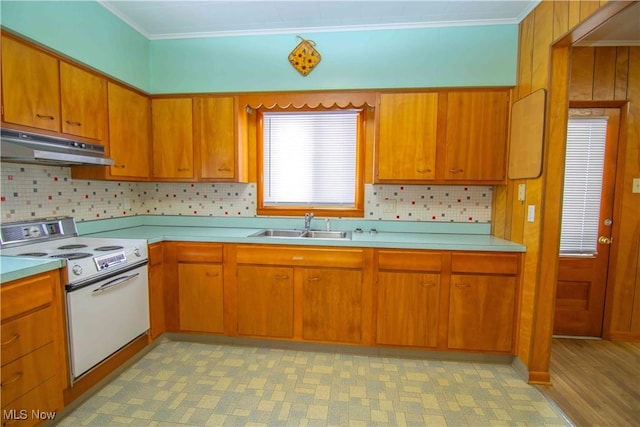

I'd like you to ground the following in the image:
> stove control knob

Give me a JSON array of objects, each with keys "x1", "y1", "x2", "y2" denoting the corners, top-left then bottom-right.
[
  {"x1": 134, "y1": 248, "x2": 141, "y2": 257},
  {"x1": 72, "y1": 265, "x2": 83, "y2": 276}
]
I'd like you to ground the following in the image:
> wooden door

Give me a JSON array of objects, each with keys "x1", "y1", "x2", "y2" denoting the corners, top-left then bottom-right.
[
  {"x1": 448, "y1": 274, "x2": 517, "y2": 352},
  {"x1": 376, "y1": 271, "x2": 440, "y2": 347},
  {"x1": 442, "y1": 90, "x2": 509, "y2": 181},
  {"x1": 177, "y1": 263, "x2": 224, "y2": 333},
  {"x1": 108, "y1": 83, "x2": 151, "y2": 178},
  {"x1": 1, "y1": 36, "x2": 60, "y2": 132},
  {"x1": 554, "y1": 108, "x2": 621, "y2": 336},
  {"x1": 198, "y1": 96, "x2": 237, "y2": 180},
  {"x1": 60, "y1": 62, "x2": 107, "y2": 141},
  {"x1": 376, "y1": 92, "x2": 438, "y2": 181},
  {"x1": 301, "y1": 268, "x2": 362, "y2": 343},
  {"x1": 152, "y1": 98, "x2": 194, "y2": 179},
  {"x1": 237, "y1": 265, "x2": 294, "y2": 338}
]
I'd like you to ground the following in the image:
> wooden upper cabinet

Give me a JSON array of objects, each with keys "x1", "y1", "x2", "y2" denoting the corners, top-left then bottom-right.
[
  {"x1": 60, "y1": 62, "x2": 107, "y2": 141},
  {"x1": 1, "y1": 35, "x2": 60, "y2": 132},
  {"x1": 376, "y1": 93, "x2": 438, "y2": 181},
  {"x1": 442, "y1": 90, "x2": 510, "y2": 181},
  {"x1": 152, "y1": 98, "x2": 194, "y2": 179},
  {"x1": 197, "y1": 96, "x2": 244, "y2": 181},
  {"x1": 108, "y1": 83, "x2": 151, "y2": 178}
]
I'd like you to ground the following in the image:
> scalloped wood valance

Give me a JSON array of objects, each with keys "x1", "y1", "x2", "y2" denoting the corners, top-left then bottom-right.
[{"x1": 240, "y1": 92, "x2": 376, "y2": 110}]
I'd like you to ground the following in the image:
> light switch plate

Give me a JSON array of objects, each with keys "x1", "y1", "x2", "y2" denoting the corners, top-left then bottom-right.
[
  {"x1": 518, "y1": 184, "x2": 526, "y2": 202},
  {"x1": 527, "y1": 205, "x2": 535, "y2": 222},
  {"x1": 633, "y1": 178, "x2": 640, "y2": 194}
]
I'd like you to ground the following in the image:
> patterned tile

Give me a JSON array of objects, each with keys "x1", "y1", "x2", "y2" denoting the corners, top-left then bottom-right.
[
  {"x1": 1, "y1": 163, "x2": 491, "y2": 223},
  {"x1": 55, "y1": 340, "x2": 569, "y2": 426}
]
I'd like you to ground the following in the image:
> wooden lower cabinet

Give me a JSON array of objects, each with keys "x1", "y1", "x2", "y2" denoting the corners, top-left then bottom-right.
[
  {"x1": 1, "y1": 270, "x2": 64, "y2": 427},
  {"x1": 301, "y1": 268, "x2": 363, "y2": 343},
  {"x1": 447, "y1": 253, "x2": 520, "y2": 352},
  {"x1": 178, "y1": 263, "x2": 224, "y2": 333},
  {"x1": 376, "y1": 271, "x2": 440, "y2": 347},
  {"x1": 237, "y1": 265, "x2": 294, "y2": 338}
]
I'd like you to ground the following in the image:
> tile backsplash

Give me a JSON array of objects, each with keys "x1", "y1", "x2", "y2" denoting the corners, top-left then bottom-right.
[{"x1": 0, "y1": 163, "x2": 492, "y2": 223}]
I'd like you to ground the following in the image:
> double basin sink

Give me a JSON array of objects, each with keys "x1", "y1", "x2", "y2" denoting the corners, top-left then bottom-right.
[{"x1": 249, "y1": 229, "x2": 351, "y2": 240}]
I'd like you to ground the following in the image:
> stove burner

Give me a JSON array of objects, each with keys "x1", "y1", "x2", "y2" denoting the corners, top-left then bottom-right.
[
  {"x1": 58, "y1": 244, "x2": 88, "y2": 250},
  {"x1": 51, "y1": 252, "x2": 93, "y2": 260},
  {"x1": 94, "y1": 245, "x2": 124, "y2": 252},
  {"x1": 18, "y1": 252, "x2": 48, "y2": 257}
]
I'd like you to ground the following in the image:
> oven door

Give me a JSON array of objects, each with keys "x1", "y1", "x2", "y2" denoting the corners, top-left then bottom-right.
[{"x1": 66, "y1": 262, "x2": 149, "y2": 381}]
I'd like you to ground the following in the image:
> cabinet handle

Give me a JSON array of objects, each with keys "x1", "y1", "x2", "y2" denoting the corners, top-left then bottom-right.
[
  {"x1": 455, "y1": 283, "x2": 471, "y2": 288},
  {"x1": 274, "y1": 274, "x2": 289, "y2": 280},
  {"x1": 307, "y1": 276, "x2": 321, "y2": 282},
  {"x1": 449, "y1": 168, "x2": 464, "y2": 173},
  {"x1": 1, "y1": 333, "x2": 20, "y2": 346},
  {"x1": 177, "y1": 168, "x2": 191, "y2": 172},
  {"x1": 113, "y1": 164, "x2": 126, "y2": 169},
  {"x1": 421, "y1": 282, "x2": 436, "y2": 287},
  {"x1": 206, "y1": 272, "x2": 219, "y2": 278},
  {"x1": 292, "y1": 256, "x2": 304, "y2": 261},
  {"x1": 66, "y1": 120, "x2": 82, "y2": 126},
  {"x1": 1, "y1": 372, "x2": 23, "y2": 387},
  {"x1": 416, "y1": 168, "x2": 432, "y2": 173},
  {"x1": 36, "y1": 114, "x2": 55, "y2": 120},
  {"x1": 218, "y1": 167, "x2": 231, "y2": 172}
]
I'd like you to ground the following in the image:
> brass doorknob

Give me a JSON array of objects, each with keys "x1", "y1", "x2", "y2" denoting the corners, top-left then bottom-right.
[{"x1": 598, "y1": 236, "x2": 613, "y2": 244}]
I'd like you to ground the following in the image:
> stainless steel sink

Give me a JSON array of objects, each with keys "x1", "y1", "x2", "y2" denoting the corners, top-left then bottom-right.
[
  {"x1": 302, "y1": 230, "x2": 350, "y2": 239},
  {"x1": 249, "y1": 229, "x2": 350, "y2": 239},
  {"x1": 249, "y1": 229, "x2": 305, "y2": 238}
]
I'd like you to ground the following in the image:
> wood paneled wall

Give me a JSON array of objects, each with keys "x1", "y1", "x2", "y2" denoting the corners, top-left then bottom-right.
[{"x1": 493, "y1": 0, "x2": 639, "y2": 382}]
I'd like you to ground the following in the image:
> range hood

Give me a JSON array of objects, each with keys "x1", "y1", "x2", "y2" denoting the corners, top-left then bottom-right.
[{"x1": 1, "y1": 128, "x2": 115, "y2": 166}]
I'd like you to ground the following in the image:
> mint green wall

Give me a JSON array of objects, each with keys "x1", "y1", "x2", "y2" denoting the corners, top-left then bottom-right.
[
  {"x1": 1, "y1": 0, "x2": 149, "y2": 91},
  {"x1": 1, "y1": 1, "x2": 517, "y2": 94},
  {"x1": 150, "y1": 25, "x2": 517, "y2": 93}
]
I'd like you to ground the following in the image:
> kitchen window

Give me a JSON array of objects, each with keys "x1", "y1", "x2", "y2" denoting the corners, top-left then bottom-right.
[{"x1": 257, "y1": 108, "x2": 365, "y2": 217}]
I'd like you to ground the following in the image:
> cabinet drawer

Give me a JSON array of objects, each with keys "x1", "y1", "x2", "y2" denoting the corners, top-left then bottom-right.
[
  {"x1": 175, "y1": 243, "x2": 223, "y2": 263},
  {"x1": 1, "y1": 307, "x2": 53, "y2": 366},
  {"x1": 378, "y1": 250, "x2": 443, "y2": 272},
  {"x1": 237, "y1": 246, "x2": 363, "y2": 268},
  {"x1": 149, "y1": 243, "x2": 163, "y2": 266},
  {"x1": 451, "y1": 253, "x2": 519, "y2": 275},
  {"x1": 1, "y1": 343, "x2": 55, "y2": 406},
  {"x1": 1, "y1": 376, "x2": 60, "y2": 427},
  {"x1": 1, "y1": 273, "x2": 54, "y2": 321}
]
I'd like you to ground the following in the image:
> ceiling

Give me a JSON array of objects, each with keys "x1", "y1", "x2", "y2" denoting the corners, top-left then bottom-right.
[{"x1": 98, "y1": 0, "x2": 541, "y2": 39}]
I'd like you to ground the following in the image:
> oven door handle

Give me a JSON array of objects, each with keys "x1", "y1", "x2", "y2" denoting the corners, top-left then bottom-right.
[{"x1": 92, "y1": 273, "x2": 140, "y2": 293}]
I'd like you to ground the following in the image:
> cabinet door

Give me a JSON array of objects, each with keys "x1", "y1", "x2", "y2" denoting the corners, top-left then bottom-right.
[
  {"x1": 152, "y1": 98, "x2": 194, "y2": 179},
  {"x1": 198, "y1": 97, "x2": 237, "y2": 180},
  {"x1": 237, "y1": 265, "x2": 294, "y2": 338},
  {"x1": 443, "y1": 90, "x2": 509, "y2": 181},
  {"x1": 60, "y1": 62, "x2": 107, "y2": 141},
  {"x1": 302, "y1": 268, "x2": 362, "y2": 343},
  {"x1": 376, "y1": 272, "x2": 439, "y2": 347},
  {"x1": 448, "y1": 275, "x2": 516, "y2": 352},
  {"x1": 376, "y1": 93, "x2": 438, "y2": 181},
  {"x1": 1, "y1": 36, "x2": 60, "y2": 132},
  {"x1": 108, "y1": 83, "x2": 151, "y2": 178},
  {"x1": 177, "y1": 263, "x2": 224, "y2": 333}
]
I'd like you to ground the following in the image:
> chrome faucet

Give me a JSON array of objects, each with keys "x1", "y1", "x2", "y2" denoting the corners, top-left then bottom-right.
[{"x1": 304, "y1": 213, "x2": 314, "y2": 231}]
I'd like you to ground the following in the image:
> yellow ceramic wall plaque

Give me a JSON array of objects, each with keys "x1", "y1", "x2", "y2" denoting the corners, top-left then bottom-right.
[{"x1": 288, "y1": 37, "x2": 321, "y2": 76}]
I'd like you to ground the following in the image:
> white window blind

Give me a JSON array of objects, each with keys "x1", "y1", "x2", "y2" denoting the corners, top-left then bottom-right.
[
  {"x1": 559, "y1": 117, "x2": 608, "y2": 255},
  {"x1": 262, "y1": 111, "x2": 358, "y2": 206}
]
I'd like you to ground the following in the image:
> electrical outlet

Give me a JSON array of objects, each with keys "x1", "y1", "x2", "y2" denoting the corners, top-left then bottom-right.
[
  {"x1": 527, "y1": 205, "x2": 535, "y2": 222},
  {"x1": 633, "y1": 178, "x2": 640, "y2": 194},
  {"x1": 124, "y1": 198, "x2": 131, "y2": 210},
  {"x1": 518, "y1": 184, "x2": 526, "y2": 202},
  {"x1": 382, "y1": 199, "x2": 397, "y2": 213}
]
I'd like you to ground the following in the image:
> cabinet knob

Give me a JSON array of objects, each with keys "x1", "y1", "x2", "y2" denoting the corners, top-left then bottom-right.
[
  {"x1": 1, "y1": 372, "x2": 23, "y2": 387},
  {"x1": 421, "y1": 282, "x2": 436, "y2": 287},
  {"x1": 274, "y1": 274, "x2": 290, "y2": 280},
  {"x1": 113, "y1": 164, "x2": 126, "y2": 169},
  {"x1": 66, "y1": 120, "x2": 82, "y2": 126},
  {"x1": 416, "y1": 168, "x2": 432, "y2": 173},
  {"x1": 177, "y1": 168, "x2": 191, "y2": 172},
  {"x1": 307, "y1": 276, "x2": 321, "y2": 282},
  {"x1": 36, "y1": 113, "x2": 55, "y2": 120},
  {"x1": 454, "y1": 283, "x2": 471, "y2": 288},
  {"x1": 205, "y1": 272, "x2": 219, "y2": 278},
  {"x1": 218, "y1": 167, "x2": 231, "y2": 172},
  {"x1": 449, "y1": 168, "x2": 464, "y2": 173}
]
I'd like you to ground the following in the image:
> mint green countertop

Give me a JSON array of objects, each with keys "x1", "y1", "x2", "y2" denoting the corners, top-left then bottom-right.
[
  {"x1": 79, "y1": 215, "x2": 525, "y2": 252},
  {"x1": 0, "y1": 256, "x2": 64, "y2": 284}
]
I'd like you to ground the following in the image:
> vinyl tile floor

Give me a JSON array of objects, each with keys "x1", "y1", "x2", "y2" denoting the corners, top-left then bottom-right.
[{"x1": 55, "y1": 339, "x2": 570, "y2": 426}]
